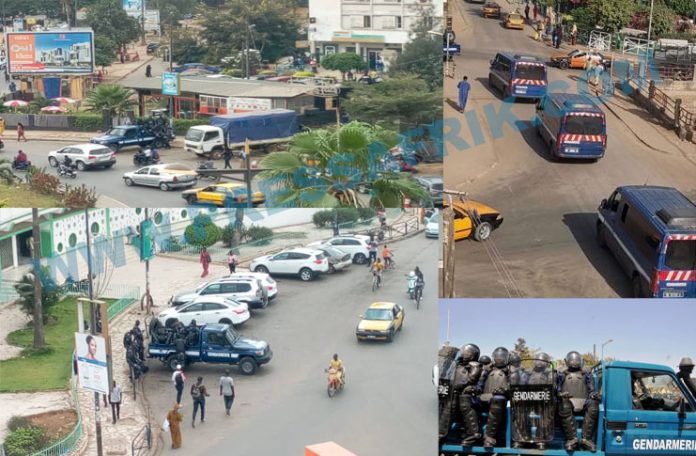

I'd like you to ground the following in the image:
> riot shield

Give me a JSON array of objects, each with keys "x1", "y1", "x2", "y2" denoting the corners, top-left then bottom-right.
[{"x1": 510, "y1": 360, "x2": 556, "y2": 444}]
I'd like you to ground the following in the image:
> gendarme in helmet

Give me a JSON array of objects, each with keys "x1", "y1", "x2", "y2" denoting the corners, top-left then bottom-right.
[
  {"x1": 534, "y1": 352, "x2": 552, "y2": 370},
  {"x1": 460, "y1": 343, "x2": 480, "y2": 363},
  {"x1": 509, "y1": 351, "x2": 521, "y2": 368},
  {"x1": 565, "y1": 351, "x2": 583, "y2": 370},
  {"x1": 480, "y1": 355, "x2": 492, "y2": 366},
  {"x1": 492, "y1": 347, "x2": 509, "y2": 368}
]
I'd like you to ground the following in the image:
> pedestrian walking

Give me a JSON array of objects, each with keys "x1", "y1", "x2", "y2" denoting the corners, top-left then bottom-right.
[
  {"x1": 457, "y1": 76, "x2": 470, "y2": 113},
  {"x1": 3, "y1": 71, "x2": 8, "y2": 83},
  {"x1": 109, "y1": 380, "x2": 122, "y2": 424},
  {"x1": 524, "y1": 3, "x2": 530, "y2": 21},
  {"x1": 239, "y1": 147, "x2": 247, "y2": 167},
  {"x1": 8, "y1": 81, "x2": 16, "y2": 93},
  {"x1": 551, "y1": 26, "x2": 558, "y2": 48},
  {"x1": 0, "y1": 117, "x2": 5, "y2": 137},
  {"x1": 172, "y1": 364, "x2": 186, "y2": 404},
  {"x1": 190, "y1": 376, "x2": 210, "y2": 428},
  {"x1": 535, "y1": 20, "x2": 544, "y2": 41},
  {"x1": 222, "y1": 148, "x2": 232, "y2": 169},
  {"x1": 219, "y1": 370, "x2": 235, "y2": 416},
  {"x1": 571, "y1": 22, "x2": 578, "y2": 46},
  {"x1": 533, "y1": 3, "x2": 538, "y2": 20},
  {"x1": 556, "y1": 24, "x2": 563, "y2": 49},
  {"x1": 145, "y1": 64, "x2": 152, "y2": 78},
  {"x1": 200, "y1": 247, "x2": 212, "y2": 278},
  {"x1": 16, "y1": 122, "x2": 27, "y2": 142},
  {"x1": 166, "y1": 403, "x2": 184, "y2": 449},
  {"x1": 227, "y1": 250, "x2": 238, "y2": 274},
  {"x1": 367, "y1": 238, "x2": 378, "y2": 267}
]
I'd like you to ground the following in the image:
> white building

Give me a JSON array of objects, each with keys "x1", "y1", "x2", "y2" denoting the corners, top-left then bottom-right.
[{"x1": 308, "y1": 0, "x2": 443, "y2": 70}]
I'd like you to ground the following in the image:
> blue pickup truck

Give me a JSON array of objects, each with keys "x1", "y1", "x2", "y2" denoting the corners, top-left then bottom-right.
[
  {"x1": 148, "y1": 323, "x2": 272, "y2": 375},
  {"x1": 90, "y1": 125, "x2": 158, "y2": 151},
  {"x1": 441, "y1": 359, "x2": 696, "y2": 455}
]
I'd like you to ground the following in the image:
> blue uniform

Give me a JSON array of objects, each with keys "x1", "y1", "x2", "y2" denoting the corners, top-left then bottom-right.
[{"x1": 457, "y1": 80, "x2": 471, "y2": 111}]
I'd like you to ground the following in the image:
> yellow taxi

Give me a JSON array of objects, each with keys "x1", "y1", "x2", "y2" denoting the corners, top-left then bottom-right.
[
  {"x1": 356, "y1": 302, "x2": 404, "y2": 343},
  {"x1": 504, "y1": 12, "x2": 525, "y2": 30},
  {"x1": 181, "y1": 182, "x2": 266, "y2": 207},
  {"x1": 444, "y1": 199, "x2": 503, "y2": 241},
  {"x1": 482, "y1": 2, "x2": 501, "y2": 19}
]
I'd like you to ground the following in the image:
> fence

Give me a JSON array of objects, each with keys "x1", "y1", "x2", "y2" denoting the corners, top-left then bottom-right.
[{"x1": 131, "y1": 424, "x2": 152, "y2": 456}]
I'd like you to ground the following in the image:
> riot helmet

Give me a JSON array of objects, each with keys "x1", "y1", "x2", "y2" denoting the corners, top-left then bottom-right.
[
  {"x1": 479, "y1": 355, "x2": 492, "y2": 366},
  {"x1": 534, "y1": 352, "x2": 552, "y2": 371},
  {"x1": 565, "y1": 351, "x2": 583, "y2": 371},
  {"x1": 508, "y1": 351, "x2": 521, "y2": 368},
  {"x1": 459, "y1": 343, "x2": 480, "y2": 363},
  {"x1": 491, "y1": 347, "x2": 509, "y2": 368}
]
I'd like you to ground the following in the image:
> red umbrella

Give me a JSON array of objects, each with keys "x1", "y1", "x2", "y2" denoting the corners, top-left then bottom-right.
[
  {"x1": 51, "y1": 97, "x2": 76, "y2": 104},
  {"x1": 41, "y1": 106, "x2": 68, "y2": 113},
  {"x1": 3, "y1": 100, "x2": 28, "y2": 107}
]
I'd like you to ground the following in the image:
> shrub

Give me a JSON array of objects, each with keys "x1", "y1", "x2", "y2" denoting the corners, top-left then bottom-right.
[
  {"x1": 4, "y1": 426, "x2": 49, "y2": 456},
  {"x1": 246, "y1": 225, "x2": 273, "y2": 245},
  {"x1": 163, "y1": 236, "x2": 183, "y2": 252},
  {"x1": 357, "y1": 208, "x2": 377, "y2": 221},
  {"x1": 293, "y1": 70, "x2": 315, "y2": 78},
  {"x1": 7, "y1": 416, "x2": 31, "y2": 432},
  {"x1": 13, "y1": 266, "x2": 63, "y2": 323},
  {"x1": 258, "y1": 70, "x2": 277, "y2": 76},
  {"x1": 0, "y1": 198, "x2": 6, "y2": 207},
  {"x1": 184, "y1": 213, "x2": 221, "y2": 247},
  {"x1": 71, "y1": 114, "x2": 103, "y2": 131},
  {"x1": 222, "y1": 68, "x2": 243, "y2": 78},
  {"x1": 312, "y1": 209, "x2": 334, "y2": 228},
  {"x1": 29, "y1": 169, "x2": 61, "y2": 195},
  {"x1": 62, "y1": 184, "x2": 98, "y2": 208},
  {"x1": 335, "y1": 207, "x2": 360, "y2": 225},
  {"x1": 221, "y1": 223, "x2": 248, "y2": 248},
  {"x1": 172, "y1": 118, "x2": 210, "y2": 135}
]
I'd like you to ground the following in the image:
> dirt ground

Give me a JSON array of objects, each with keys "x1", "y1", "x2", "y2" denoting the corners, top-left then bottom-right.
[
  {"x1": 415, "y1": 162, "x2": 443, "y2": 176},
  {"x1": 0, "y1": 303, "x2": 30, "y2": 361},
  {"x1": 27, "y1": 409, "x2": 78, "y2": 441}
]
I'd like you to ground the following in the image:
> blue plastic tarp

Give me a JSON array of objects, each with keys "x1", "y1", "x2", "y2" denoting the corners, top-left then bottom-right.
[{"x1": 210, "y1": 109, "x2": 298, "y2": 144}]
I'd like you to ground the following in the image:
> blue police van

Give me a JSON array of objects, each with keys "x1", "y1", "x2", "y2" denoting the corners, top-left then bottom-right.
[
  {"x1": 535, "y1": 93, "x2": 607, "y2": 160},
  {"x1": 597, "y1": 185, "x2": 696, "y2": 298},
  {"x1": 488, "y1": 53, "x2": 548, "y2": 101}
]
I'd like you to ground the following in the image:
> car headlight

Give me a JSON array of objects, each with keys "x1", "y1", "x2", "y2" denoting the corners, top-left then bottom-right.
[{"x1": 255, "y1": 350, "x2": 265, "y2": 356}]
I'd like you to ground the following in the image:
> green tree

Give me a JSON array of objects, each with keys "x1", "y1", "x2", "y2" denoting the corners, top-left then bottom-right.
[
  {"x1": 28, "y1": 96, "x2": 51, "y2": 114},
  {"x1": 258, "y1": 122, "x2": 429, "y2": 208},
  {"x1": 86, "y1": 0, "x2": 140, "y2": 49},
  {"x1": 171, "y1": 31, "x2": 207, "y2": 65},
  {"x1": 513, "y1": 337, "x2": 541, "y2": 369},
  {"x1": 567, "y1": 6, "x2": 595, "y2": 32},
  {"x1": 94, "y1": 35, "x2": 117, "y2": 68},
  {"x1": 647, "y1": 1, "x2": 677, "y2": 37},
  {"x1": 14, "y1": 266, "x2": 62, "y2": 325},
  {"x1": 320, "y1": 53, "x2": 367, "y2": 79},
  {"x1": 85, "y1": 85, "x2": 135, "y2": 117},
  {"x1": 666, "y1": 0, "x2": 696, "y2": 17},
  {"x1": 343, "y1": 75, "x2": 442, "y2": 131},
  {"x1": 590, "y1": 0, "x2": 639, "y2": 33},
  {"x1": 184, "y1": 213, "x2": 221, "y2": 247},
  {"x1": 0, "y1": 159, "x2": 17, "y2": 185},
  {"x1": 390, "y1": 7, "x2": 442, "y2": 90},
  {"x1": 151, "y1": 0, "x2": 198, "y2": 25}
]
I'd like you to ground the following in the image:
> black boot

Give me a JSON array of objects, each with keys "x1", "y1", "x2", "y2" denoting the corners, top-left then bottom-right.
[
  {"x1": 581, "y1": 399, "x2": 599, "y2": 452},
  {"x1": 459, "y1": 394, "x2": 481, "y2": 446},
  {"x1": 484, "y1": 398, "x2": 505, "y2": 448},
  {"x1": 559, "y1": 398, "x2": 579, "y2": 451}
]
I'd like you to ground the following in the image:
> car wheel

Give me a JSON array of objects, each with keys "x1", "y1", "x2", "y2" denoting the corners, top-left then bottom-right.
[
  {"x1": 327, "y1": 264, "x2": 335, "y2": 274},
  {"x1": 473, "y1": 222, "x2": 493, "y2": 242},
  {"x1": 632, "y1": 274, "x2": 646, "y2": 298},
  {"x1": 559, "y1": 60, "x2": 569, "y2": 70},
  {"x1": 104, "y1": 164, "x2": 114, "y2": 169},
  {"x1": 254, "y1": 265, "x2": 269, "y2": 274},
  {"x1": 159, "y1": 182, "x2": 169, "y2": 191},
  {"x1": 239, "y1": 357, "x2": 257, "y2": 375},
  {"x1": 167, "y1": 355, "x2": 181, "y2": 372},
  {"x1": 299, "y1": 268, "x2": 313, "y2": 282},
  {"x1": 76, "y1": 161, "x2": 86, "y2": 171},
  {"x1": 210, "y1": 148, "x2": 223, "y2": 160},
  {"x1": 596, "y1": 223, "x2": 607, "y2": 249},
  {"x1": 219, "y1": 318, "x2": 233, "y2": 325},
  {"x1": 185, "y1": 195, "x2": 197, "y2": 205},
  {"x1": 124, "y1": 177, "x2": 134, "y2": 186},
  {"x1": 353, "y1": 253, "x2": 367, "y2": 265},
  {"x1": 386, "y1": 329, "x2": 394, "y2": 343},
  {"x1": 48, "y1": 157, "x2": 58, "y2": 167}
]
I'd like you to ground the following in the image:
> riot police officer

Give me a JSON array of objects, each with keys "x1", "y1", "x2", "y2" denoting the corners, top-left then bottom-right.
[
  {"x1": 479, "y1": 355, "x2": 492, "y2": 370},
  {"x1": 438, "y1": 344, "x2": 460, "y2": 444},
  {"x1": 509, "y1": 351, "x2": 527, "y2": 385},
  {"x1": 514, "y1": 352, "x2": 555, "y2": 450},
  {"x1": 478, "y1": 347, "x2": 511, "y2": 448},
  {"x1": 558, "y1": 351, "x2": 599, "y2": 452},
  {"x1": 677, "y1": 357, "x2": 696, "y2": 398}
]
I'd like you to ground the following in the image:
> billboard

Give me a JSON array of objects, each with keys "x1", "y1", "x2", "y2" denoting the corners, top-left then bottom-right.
[
  {"x1": 123, "y1": 0, "x2": 143, "y2": 11},
  {"x1": 7, "y1": 31, "x2": 95, "y2": 75},
  {"x1": 161, "y1": 72, "x2": 180, "y2": 96},
  {"x1": 75, "y1": 332, "x2": 109, "y2": 394},
  {"x1": 227, "y1": 97, "x2": 273, "y2": 113},
  {"x1": 126, "y1": 10, "x2": 160, "y2": 32}
]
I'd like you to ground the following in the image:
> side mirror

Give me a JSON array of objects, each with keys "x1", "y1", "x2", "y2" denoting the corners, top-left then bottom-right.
[
  {"x1": 359, "y1": 315, "x2": 364, "y2": 319},
  {"x1": 678, "y1": 398, "x2": 686, "y2": 419}
]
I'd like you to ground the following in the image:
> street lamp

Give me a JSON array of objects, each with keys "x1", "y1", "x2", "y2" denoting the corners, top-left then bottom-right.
[
  {"x1": 601, "y1": 339, "x2": 614, "y2": 361},
  {"x1": 645, "y1": 0, "x2": 655, "y2": 65}
]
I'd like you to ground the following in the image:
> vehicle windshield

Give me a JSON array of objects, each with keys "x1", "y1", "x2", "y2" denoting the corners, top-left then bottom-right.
[
  {"x1": 429, "y1": 213, "x2": 440, "y2": 223},
  {"x1": 564, "y1": 115, "x2": 605, "y2": 135},
  {"x1": 185, "y1": 129, "x2": 204, "y2": 141},
  {"x1": 509, "y1": 13, "x2": 522, "y2": 20},
  {"x1": 364, "y1": 308, "x2": 393, "y2": 321},
  {"x1": 108, "y1": 127, "x2": 127, "y2": 136},
  {"x1": 225, "y1": 327, "x2": 239, "y2": 344},
  {"x1": 91, "y1": 147, "x2": 112, "y2": 155},
  {"x1": 432, "y1": 182, "x2": 443, "y2": 191},
  {"x1": 515, "y1": 63, "x2": 546, "y2": 81},
  {"x1": 665, "y1": 239, "x2": 696, "y2": 270}
]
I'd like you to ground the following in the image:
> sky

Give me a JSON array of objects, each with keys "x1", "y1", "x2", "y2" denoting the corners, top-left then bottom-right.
[{"x1": 438, "y1": 299, "x2": 696, "y2": 367}]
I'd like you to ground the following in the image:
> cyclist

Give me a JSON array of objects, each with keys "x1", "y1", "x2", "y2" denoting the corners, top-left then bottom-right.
[
  {"x1": 414, "y1": 266, "x2": 425, "y2": 299},
  {"x1": 371, "y1": 257, "x2": 385, "y2": 287},
  {"x1": 382, "y1": 245, "x2": 393, "y2": 269},
  {"x1": 328, "y1": 353, "x2": 345, "y2": 386}
]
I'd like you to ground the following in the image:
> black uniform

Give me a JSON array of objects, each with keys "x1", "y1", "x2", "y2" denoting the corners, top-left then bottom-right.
[
  {"x1": 439, "y1": 344, "x2": 482, "y2": 446},
  {"x1": 478, "y1": 347, "x2": 511, "y2": 448},
  {"x1": 677, "y1": 357, "x2": 696, "y2": 398},
  {"x1": 557, "y1": 351, "x2": 599, "y2": 452}
]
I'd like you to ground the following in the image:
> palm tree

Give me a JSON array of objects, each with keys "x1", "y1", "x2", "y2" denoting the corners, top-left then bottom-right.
[
  {"x1": 258, "y1": 122, "x2": 429, "y2": 208},
  {"x1": 85, "y1": 84, "x2": 135, "y2": 117},
  {"x1": 29, "y1": 96, "x2": 51, "y2": 114},
  {"x1": 0, "y1": 159, "x2": 18, "y2": 185},
  {"x1": 31, "y1": 209, "x2": 46, "y2": 348}
]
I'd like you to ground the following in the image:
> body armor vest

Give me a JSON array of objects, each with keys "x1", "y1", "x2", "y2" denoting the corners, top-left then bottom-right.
[
  {"x1": 483, "y1": 367, "x2": 510, "y2": 394},
  {"x1": 453, "y1": 362, "x2": 481, "y2": 389},
  {"x1": 561, "y1": 370, "x2": 588, "y2": 399}
]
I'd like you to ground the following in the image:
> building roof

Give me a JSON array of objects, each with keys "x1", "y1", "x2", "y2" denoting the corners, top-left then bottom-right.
[
  {"x1": 0, "y1": 209, "x2": 70, "y2": 238},
  {"x1": 121, "y1": 73, "x2": 313, "y2": 99}
]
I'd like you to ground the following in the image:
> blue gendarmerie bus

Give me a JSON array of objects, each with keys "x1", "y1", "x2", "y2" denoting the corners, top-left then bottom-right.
[{"x1": 489, "y1": 53, "x2": 548, "y2": 100}]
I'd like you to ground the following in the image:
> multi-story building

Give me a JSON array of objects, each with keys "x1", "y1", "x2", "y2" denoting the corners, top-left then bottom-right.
[{"x1": 308, "y1": 0, "x2": 443, "y2": 70}]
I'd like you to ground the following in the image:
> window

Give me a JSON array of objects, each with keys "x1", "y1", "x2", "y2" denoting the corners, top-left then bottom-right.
[
  {"x1": 608, "y1": 191, "x2": 622, "y2": 212},
  {"x1": 182, "y1": 303, "x2": 204, "y2": 312},
  {"x1": 665, "y1": 239, "x2": 696, "y2": 271},
  {"x1": 221, "y1": 283, "x2": 251, "y2": 293},
  {"x1": 136, "y1": 168, "x2": 149, "y2": 175},
  {"x1": 364, "y1": 15, "x2": 371, "y2": 28},
  {"x1": 621, "y1": 203, "x2": 629, "y2": 223},
  {"x1": 201, "y1": 284, "x2": 222, "y2": 295},
  {"x1": 623, "y1": 209, "x2": 659, "y2": 265},
  {"x1": 125, "y1": 129, "x2": 136, "y2": 138},
  {"x1": 288, "y1": 252, "x2": 310, "y2": 260},
  {"x1": 203, "y1": 131, "x2": 218, "y2": 141},
  {"x1": 631, "y1": 371, "x2": 694, "y2": 412},
  {"x1": 273, "y1": 252, "x2": 290, "y2": 261},
  {"x1": 344, "y1": 239, "x2": 360, "y2": 245},
  {"x1": 207, "y1": 333, "x2": 226, "y2": 345},
  {"x1": 203, "y1": 302, "x2": 226, "y2": 311}
]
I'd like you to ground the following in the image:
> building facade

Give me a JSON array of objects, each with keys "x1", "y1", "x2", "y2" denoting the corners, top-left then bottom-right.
[{"x1": 308, "y1": 0, "x2": 443, "y2": 69}]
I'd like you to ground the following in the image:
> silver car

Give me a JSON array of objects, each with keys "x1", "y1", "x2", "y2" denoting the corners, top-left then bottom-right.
[
  {"x1": 123, "y1": 163, "x2": 198, "y2": 191},
  {"x1": 48, "y1": 143, "x2": 116, "y2": 170}
]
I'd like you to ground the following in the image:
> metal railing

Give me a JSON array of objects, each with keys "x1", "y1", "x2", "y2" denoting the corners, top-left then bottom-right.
[{"x1": 131, "y1": 424, "x2": 152, "y2": 456}]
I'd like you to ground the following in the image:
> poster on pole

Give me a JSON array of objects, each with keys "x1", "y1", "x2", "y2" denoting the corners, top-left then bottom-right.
[
  {"x1": 7, "y1": 31, "x2": 95, "y2": 75},
  {"x1": 75, "y1": 332, "x2": 109, "y2": 394},
  {"x1": 161, "y1": 72, "x2": 180, "y2": 96}
]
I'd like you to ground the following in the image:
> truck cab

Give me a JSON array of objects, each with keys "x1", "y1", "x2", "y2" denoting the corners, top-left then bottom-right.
[
  {"x1": 90, "y1": 125, "x2": 157, "y2": 151},
  {"x1": 184, "y1": 125, "x2": 226, "y2": 159},
  {"x1": 441, "y1": 360, "x2": 696, "y2": 455},
  {"x1": 148, "y1": 323, "x2": 272, "y2": 375}
]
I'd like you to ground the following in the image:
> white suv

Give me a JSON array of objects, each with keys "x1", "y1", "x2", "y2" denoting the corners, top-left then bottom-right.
[
  {"x1": 170, "y1": 277, "x2": 269, "y2": 309},
  {"x1": 157, "y1": 296, "x2": 250, "y2": 327},
  {"x1": 250, "y1": 248, "x2": 329, "y2": 281},
  {"x1": 228, "y1": 272, "x2": 278, "y2": 301},
  {"x1": 307, "y1": 234, "x2": 371, "y2": 264}
]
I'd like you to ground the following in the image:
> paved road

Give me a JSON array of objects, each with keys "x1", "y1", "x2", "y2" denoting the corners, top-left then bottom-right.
[
  {"x1": 445, "y1": 1, "x2": 696, "y2": 298},
  {"x1": 143, "y1": 234, "x2": 438, "y2": 455}
]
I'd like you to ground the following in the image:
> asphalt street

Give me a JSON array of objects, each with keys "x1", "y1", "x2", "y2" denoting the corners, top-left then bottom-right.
[
  {"x1": 142, "y1": 234, "x2": 438, "y2": 455},
  {"x1": 445, "y1": 1, "x2": 696, "y2": 298}
]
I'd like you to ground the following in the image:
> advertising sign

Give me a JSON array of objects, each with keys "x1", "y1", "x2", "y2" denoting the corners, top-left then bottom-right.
[
  {"x1": 126, "y1": 10, "x2": 161, "y2": 32},
  {"x1": 161, "y1": 72, "x2": 180, "y2": 96},
  {"x1": 13, "y1": 19, "x2": 24, "y2": 32},
  {"x1": 122, "y1": 0, "x2": 143, "y2": 11},
  {"x1": 7, "y1": 31, "x2": 95, "y2": 75},
  {"x1": 75, "y1": 332, "x2": 109, "y2": 394},
  {"x1": 227, "y1": 97, "x2": 273, "y2": 113}
]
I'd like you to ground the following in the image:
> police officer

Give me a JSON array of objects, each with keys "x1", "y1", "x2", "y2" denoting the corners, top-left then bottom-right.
[
  {"x1": 516, "y1": 352, "x2": 554, "y2": 450},
  {"x1": 438, "y1": 344, "x2": 460, "y2": 444},
  {"x1": 509, "y1": 352, "x2": 527, "y2": 385},
  {"x1": 478, "y1": 347, "x2": 511, "y2": 448},
  {"x1": 558, "y1": 351, "x2": 599, "y2": 452},
  {"x1": 132, "y1": 320, "x2": 145, "y2": 360},
  {"x1": 439, "y1": 344, "x2": 483, "y2": 445},
  {"x1": 479, "y1": 355, "x2": 492, "y2": 373},
  {"x1": 677, "y1": 357, "x2": 696, "y2": 398}
]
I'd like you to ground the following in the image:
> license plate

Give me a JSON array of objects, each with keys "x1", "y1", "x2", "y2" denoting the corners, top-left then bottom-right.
[
  {"x1": 367, "y1": 335, "x2": 376, "y2": 339},
  {"x1": 100, "y1": 156, "x2": 109, "y2": 161},
  {"x1": 663, "y1": 291, "x2": 685, "y2": 298},
  {"x1": 565, "y1": 147, "x2": 579, "y2": 153},
  {"x1": 515, "y1": 87, "x2": 528, "y2": 93}
]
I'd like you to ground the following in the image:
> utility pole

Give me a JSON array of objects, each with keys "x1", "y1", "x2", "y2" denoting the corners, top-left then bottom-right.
[
  {"x1": 144, "y1": 208, "x2": 151, "y2": 314},
  {"x1": 646, "y1": 0, "x2": 655, "y2": 66},
  {"x1": 31, "y1": 209, "x2": 45, "y2": 349},
  {"x1": 245, "y1": 23, "x2": 250, "y2": 80},
  {"x1": 140, "y1": 0, "x2": 146, "y2": 45},
  {"x1": 169, "y1": 18, "x2": 174, "y2": 119},
  {"x1": 84, "y1": 209, "x2": 103, "y2": 456}
]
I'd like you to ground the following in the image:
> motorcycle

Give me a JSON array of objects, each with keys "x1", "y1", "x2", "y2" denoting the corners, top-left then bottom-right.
[
  {"x1": 406, "y1": 271, "x2": 417, "y2": 299},
  {"x1": 133, "y1": 148, "x2": 161, "y2": 166},
  {"x1": 58, "y1": 163, "x2": 78, "y2": 179},
  {"x1": 196, "y1": 160, "x2": 220, "y2": 181},
  {"x1": 11, "y1": 159, "x2": 31, "y2": 170},
  {"x1": 325, "y1": 367, "x2": 345, "y2": 398}
]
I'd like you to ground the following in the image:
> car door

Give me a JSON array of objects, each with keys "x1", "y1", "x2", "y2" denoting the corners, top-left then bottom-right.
[
  {"x1": 288, "y1": 252, "x2": 310, "y2": 273},
  {"x1": 453, "y1": 207, "x2": 474, "y2": 240},
  {"x1": 393, "y1": 305, "x2": 404, "y2": 329},
  {"x1": 177, "y1": 302, "x2": 205, "y2": 325},
  {"x1": 123, "y1": 128, "x2": 138, "y2": 147},
  {"x1": 132, "y1": 167, "x2": 152, "y2": 185},
  {"x1": 202, "y1": 302, "x2": 228, "y2": 324},
  {"x1": 196, "y1": 186, "x2": 218, "y2": 204},
  {"x1": 146, "y1": 167, "x2": 162, "y2": 187},
  {"x1": 268, "y1": 252, "x2": 291, "y2": 274},
  {"x1": 53, "y1": 146, "x2": 69, "y2": 163},
  {"x1": 571, "y1": 52, "x2": 586, "y2": 68},
  {"x1": 220, "y1": 282, "x2": 247, "y2": 301},
  {"x1": 198, "y1": 283, "x2": 222, "y2": 298},
  {"x1": 202, "y1": 330, "x2": 233, "y2": 362}
]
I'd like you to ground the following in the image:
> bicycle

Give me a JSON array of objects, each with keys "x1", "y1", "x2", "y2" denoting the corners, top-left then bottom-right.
[
  {"x1": 414, "y1": 283, "x2": 423, "y2": 310},
  {"x1": 383, "y1": 255, "x2": 396, "y2": 270},
  {"x1": 371, "y1": 271, "x2": 381, "y2": 292}
]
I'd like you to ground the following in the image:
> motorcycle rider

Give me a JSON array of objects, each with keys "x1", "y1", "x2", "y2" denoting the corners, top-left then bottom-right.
[
  {"x1": 677, "y1": 357, "x2": 696, "y2": 398},
  {"x1": 478, "y1": 346, "x2": 512, "y2": 448},
  {"x1": 14, "y1": 149, "x2": 29, "y2": 168},
  {"x1": 557, "y1": 351, "x2": 599, "y2": 452},
  {"x1": 59, "y1": 155, "x2": 74, "y2": 175},
  {"x1": 382, "y1": 245, "x2": 393, "y2": 269},
  {"x1": 328, "y1": 353, "x2": 345, "y2": 386},
  {"x1": 514, "y1": 352, "x2": 554, "y2": 450}
]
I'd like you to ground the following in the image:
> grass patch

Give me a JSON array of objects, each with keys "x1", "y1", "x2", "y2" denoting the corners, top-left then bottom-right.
[
  {"x1": 0, "y1": 183, "x2": 62, "y2": 207},
  {"x1": 279, "y1": 232, "x2": 307, "y2": 239},
  {"x1": 0, "y1": 296, "x2": 115, "y2": 393}
]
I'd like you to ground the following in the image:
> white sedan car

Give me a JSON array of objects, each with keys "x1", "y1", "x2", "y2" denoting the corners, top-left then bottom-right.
[
  {"x1": 157, "y1": 296, "x2": 250, "y2": 327},
  {"x1": 249, "y1": 248, "x2": 329, "y2": 281},
  {"x1": 123, "y1": 163, "x2": 198, "y2": 190},
  {"x1": 48, "y1": 143, "x2": 116, "y2": 170}
]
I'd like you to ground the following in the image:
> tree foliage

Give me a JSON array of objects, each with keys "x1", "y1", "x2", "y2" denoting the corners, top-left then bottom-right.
[
  {"x1": 13, "y1": 267, "x2": 62, "y2": 324},
  {"x1": 590, "y1": 0, "x2": 639, "y2": 33},
  {"x1": 171, "y1": 31, "x2": 207, "y2": 65},
  {"x1": 666, "y1": 0, "x2": 696, "y2": 17},
  {"x1": 86, "y1": 0, "x2": 140, "y2": 49},
  {"x1": 150, "y1": 0, "x2": 198, "y2": 26},
  {"x1": 648, "y1": 1, "x2": 677, "y2": 37},
  {"x1": 85, "y1": 84, "x2": 135, "y2": 117},
  {"x1": 321, "y1": 53, "x2": 367, "y2": 78},
  {"x1": 94, "y1": 35, "x2": 117, "y2": 68},
  {"x1": 390, "y1": 7, "x2": 442, "y2": 90},
  {"x1": 184, "y1": 214, "x2": 221, "y2": 247}
]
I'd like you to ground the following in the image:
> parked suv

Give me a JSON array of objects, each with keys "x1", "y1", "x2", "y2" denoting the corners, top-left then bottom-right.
[
  {"x1": 170, "y1": 277, "x2": 269, "y2": 309},
  {"x1": 250, "y1": 248, "x2": 329, "y2": 281},
  {"x1": 307, "y1": 235, "x2": 371, "y2": 264},
  {"x1": 47, "y1": 143, "x2": 116, "y2": 171}
]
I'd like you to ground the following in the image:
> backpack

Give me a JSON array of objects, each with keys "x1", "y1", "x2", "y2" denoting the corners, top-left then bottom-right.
[{"x1": 191, "y1": 383, "x2": 201, "y2": 399}]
